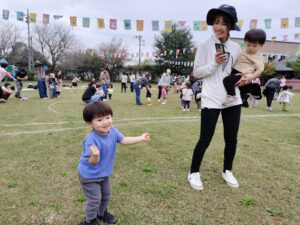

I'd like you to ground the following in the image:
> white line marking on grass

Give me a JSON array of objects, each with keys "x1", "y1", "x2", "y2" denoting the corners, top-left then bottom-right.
[
  {"x1": 1, "y1": 114, "x2": 299, "y2": 128},
  {"x1": 48, "y1": 102, "x2": 64, "y2": 114},
  {"x1": 1, "y1": 113, "x2": 300, "y2": 136}
]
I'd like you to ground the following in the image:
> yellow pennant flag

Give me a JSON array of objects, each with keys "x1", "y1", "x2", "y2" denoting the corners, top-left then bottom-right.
[
  {"x1": 70, "y1": 16, "x2": 77, "y2": 27},
  {"x1": 200, "y1": 21, "x2": 208, "y2": 31},
  {"x1": 281, "y1": 18, "x2": 289, "y2": 28},
  {"x1": 30, "y1": 12, "x2": 37, "y2": 23},
  {"x1": 237, "y1": 19, "x2": 244, "y2": 30},
  {"x1": 164, "y1": 20, "x2": 172, "y2": 32},
  {"x1": 97, "y1": 18, "x2": 105, "y2": 29},
  {"x1": 137, "y1": 20, "x2": 144, "y2": 31}
]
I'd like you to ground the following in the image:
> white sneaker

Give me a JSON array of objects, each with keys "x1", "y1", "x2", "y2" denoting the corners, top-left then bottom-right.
[
  {"x1": 223, "y1": 95, "x2": 238, "y2": 106},
  {"x1": 222, "y1": 170, "x2": 239, "y2": 188},
  {"x1": 188, "y1": 172, "x2": 203, "y2": 190}
]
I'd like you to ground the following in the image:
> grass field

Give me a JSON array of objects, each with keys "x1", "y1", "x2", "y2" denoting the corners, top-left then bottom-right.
[{"x1": 0, "y1": 82, "x2": 299, "y2": 225}]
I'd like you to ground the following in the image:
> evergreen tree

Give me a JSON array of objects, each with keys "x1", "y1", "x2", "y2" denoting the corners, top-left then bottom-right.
[{"x1": 154, "y1": 24, "x2": 194, "y2": 75}]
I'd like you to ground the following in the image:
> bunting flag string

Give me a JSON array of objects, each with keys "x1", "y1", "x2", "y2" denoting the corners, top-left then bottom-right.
[{"x1": 1, "y1": 9, "x2": 300, "y2": 41}]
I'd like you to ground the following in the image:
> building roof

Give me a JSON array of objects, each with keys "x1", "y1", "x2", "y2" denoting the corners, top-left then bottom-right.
[{"x1": 275, "y1": 56, "x2": 295, "y2": 71}]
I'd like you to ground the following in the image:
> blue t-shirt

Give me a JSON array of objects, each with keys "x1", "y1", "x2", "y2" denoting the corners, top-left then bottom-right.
[{"x1": 77, "y1": 127, "x2": 124, "y2": 179}]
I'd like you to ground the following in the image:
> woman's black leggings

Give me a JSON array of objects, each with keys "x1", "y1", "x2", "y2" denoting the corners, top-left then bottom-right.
[{"x1": 190, "y1": 105, "x2": 241, "y2": 173}]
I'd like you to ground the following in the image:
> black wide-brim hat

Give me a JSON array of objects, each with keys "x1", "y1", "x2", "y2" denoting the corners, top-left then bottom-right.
[{"x1": 206, "y1": 4, "x2": 241, "y2": 31}]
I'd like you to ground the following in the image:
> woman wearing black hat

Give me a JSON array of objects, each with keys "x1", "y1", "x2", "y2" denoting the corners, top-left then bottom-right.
[{"x1": 188, "y1": 5, "x2": 250, "y2": 190}]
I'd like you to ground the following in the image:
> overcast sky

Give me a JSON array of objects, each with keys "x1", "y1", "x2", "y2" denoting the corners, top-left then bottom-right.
[{"x1": 1, "y1": 0, "x2": 300, "y2": 60}]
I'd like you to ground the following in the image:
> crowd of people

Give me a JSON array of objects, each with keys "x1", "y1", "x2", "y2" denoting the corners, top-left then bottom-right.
[{"x1": 0, "y1": 4, "x2": 297, "y2": 224}]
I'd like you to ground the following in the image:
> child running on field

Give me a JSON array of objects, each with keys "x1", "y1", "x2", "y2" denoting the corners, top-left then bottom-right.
[
  {"x1": 78, "y1": 102, "x2": 150, "y2": 225},
  {"x1": 181, "y1": 82, "x2": 193, "y2": 112},
  {"x1": 146, "y1": 84, "x2": 152, "y2": 106},
  {"x1": 107, "y1": 84, "x2": 114, "y2": 101},
  {"x1": 277, "y1": 85, "x2": 294, "y2": 112},
  {"x1": 160, "y1": 84, "x2": 167, "y2": 104}
]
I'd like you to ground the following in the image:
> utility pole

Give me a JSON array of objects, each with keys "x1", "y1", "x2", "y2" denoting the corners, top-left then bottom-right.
[
  {"x1": 26, "y1": 9, "x2": 32, "y2": 71},
  {"x1": 135, "y1": 35, "x2": 144, "y2": 73}
]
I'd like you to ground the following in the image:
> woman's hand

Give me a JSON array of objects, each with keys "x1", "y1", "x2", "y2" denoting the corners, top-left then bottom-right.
[{"x1": 215, "y1": 52, "x2": 227, "y2": 64}]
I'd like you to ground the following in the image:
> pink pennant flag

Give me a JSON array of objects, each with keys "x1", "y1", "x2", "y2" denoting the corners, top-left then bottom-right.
[
  {"x1": 282, "y1": 35, "x2": 288, "y2": 42},
  {"x1": 249, "y1": 19, "x2": 257, "y2": 29},
  {"x1": 43, "y1": 14, "x2": 49, "y2": 25},
  {"x1": 178, "y1": 21, "x2": 186, "y2": 29},
  {"x1": 110, "y1": 19, "x2": 117, "y2": 30}
]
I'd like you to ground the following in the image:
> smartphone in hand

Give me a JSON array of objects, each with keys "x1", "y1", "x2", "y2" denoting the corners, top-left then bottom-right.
[{"x1": 215, "y1": 43, "x2": 225, "y2": 53}]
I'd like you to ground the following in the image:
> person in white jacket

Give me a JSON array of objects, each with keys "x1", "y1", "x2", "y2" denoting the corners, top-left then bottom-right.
[
  {"x1": 188, "y1": 4, "x2": 251, "y2": 191},
  {"x1": 277, "y1": 85, "x2": 294, "y2": 112}
]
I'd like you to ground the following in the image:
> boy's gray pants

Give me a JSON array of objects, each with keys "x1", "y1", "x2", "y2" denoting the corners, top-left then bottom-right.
[{"x1": 79, "y1": 175, "x2": 111, "y2": 223}]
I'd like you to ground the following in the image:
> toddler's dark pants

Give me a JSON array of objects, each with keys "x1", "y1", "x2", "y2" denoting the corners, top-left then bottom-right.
[{"x1": 79, "y1": 175, "x2": 111, "y2": 223}]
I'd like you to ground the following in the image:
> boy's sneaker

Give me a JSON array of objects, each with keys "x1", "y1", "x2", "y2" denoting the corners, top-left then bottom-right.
[
  {"x1": 80, "y1": 218, "x2": 100, "y2": 225},
  {"x1": 223, "y1": 95, "x2": 238, "y2": 106},
  {"x1": 98, "y1": 210, "x2": 118, "y2": 224},
  {"x1": 222, "y1": 170, "x2": 239, "y2": 188},
  {"x1": 0, "y1": 98, "x2": 6, "y2": 103},
  {"x1": 188, "y1": 172, "x2": 203, "y2": 190}
]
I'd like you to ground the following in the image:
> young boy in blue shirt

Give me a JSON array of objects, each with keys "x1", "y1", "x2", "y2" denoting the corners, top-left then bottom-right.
[{"x1": 78, "y1": 102, "x2": 150, "y2": 225}]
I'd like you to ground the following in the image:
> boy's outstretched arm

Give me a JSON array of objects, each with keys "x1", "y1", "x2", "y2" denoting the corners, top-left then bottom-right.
[
  {"x1": 121, "y1": 133, "x2": 150, "y2": 145},
  {"x1": 88, "y1": 145, "x2": 100, "y2": 165}
]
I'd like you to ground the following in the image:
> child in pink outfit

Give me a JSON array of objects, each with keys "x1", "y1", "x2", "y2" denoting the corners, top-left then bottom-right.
[{"x1": 160, "y1": 84, "x2": 167, "y2": 104}]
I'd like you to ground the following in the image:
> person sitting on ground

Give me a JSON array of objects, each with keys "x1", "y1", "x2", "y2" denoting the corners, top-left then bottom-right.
[
  {"x1": 82, "y1": 81, "x2": 103, "y2": 103},
  {"x1": 0, "y1": 59, "x2": 17, "y2": 103},
  {"x1": 1, "y1": 83, "x2": 13, "y2": 101}
]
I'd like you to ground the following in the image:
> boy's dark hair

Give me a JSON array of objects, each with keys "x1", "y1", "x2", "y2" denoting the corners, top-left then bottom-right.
[
  {"x1": 83, "y1": 102, "x2": 113, "y2": 122},
  {"x1": 244, "y1": 29, "x2": 266, "y2": 45},
  {"x1": 109, "y1": 84, "x2": 113, "y2": 88},
  {"x1": 96, "y1": 84, "x2": 101, "y2": 88},
  {"x1": 283, "y1": 85, "x2": 293, "y2": 90}
]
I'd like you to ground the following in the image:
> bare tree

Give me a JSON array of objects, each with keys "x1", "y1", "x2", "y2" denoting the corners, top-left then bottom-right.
[
  {"x1": 32, "y1": 23, "x2": 78, "y2": 70},
  {"x1": 0, "y1": 22, "x2": 23, "y2": 59},
  {"x1": 98, "y1": 38, "x2": 129, "y2": 77}
]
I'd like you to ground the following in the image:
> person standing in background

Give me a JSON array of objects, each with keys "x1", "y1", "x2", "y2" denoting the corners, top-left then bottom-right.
[
  {"x1": 99, "y1": 69, "x2": 110, "y2": 100},
  {"x1": 129, "y1": 72, "x2": 136, "y2": 92},
  {"x1": 157, "y1": 69, "x2": 171, "y2": 101}
]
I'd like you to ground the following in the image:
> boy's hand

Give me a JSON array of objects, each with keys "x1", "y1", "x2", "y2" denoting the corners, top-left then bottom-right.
[
  {"x1": 236, "y1": 74, "x2": 249, "y2": 86},
  {"x1": 90, "y1": 145, "x2": 100, "y2": 157},
  {"x1": 141, "y1": 133, "x2": 150, "y2": 142}
]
